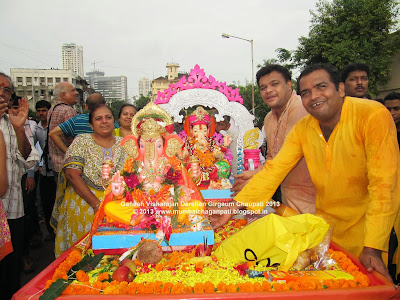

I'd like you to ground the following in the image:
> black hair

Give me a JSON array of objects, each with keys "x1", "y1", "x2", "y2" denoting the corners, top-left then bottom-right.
[
  {"x1": 118, "y1": 104, "x2": 137, "y2": 119},
  {"x1": 10, "y1": 93, "x2": 22, "y2": 106},
  {"x1": 88, "y1": 104, "x2": 114, "y2": 124},
  {"x1": 341, "y1": 63, "x2": 370, "y2": 82},
  {"x1": 256, "y1": 64, "x2": 292, "y2": 86},
  {"x1": 35, "y1": 100, "x2": 51, "y2": 110},
  {"x1": 383, "y1": 92, "x2": 400, "y2": 102},
  {"x1": 297, "y1": 63, "x2": 342, "y2": 94}
]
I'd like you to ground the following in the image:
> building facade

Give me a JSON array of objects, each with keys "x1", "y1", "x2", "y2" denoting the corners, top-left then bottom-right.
[
  {"x1": 62, "y1": 43, "x2": 84, "y2": 77},
  {"x1": 152, "y1": 62, "x2": 186, "y2": 100},
  {"x1": 138, "y1": 77, "x2": 152, "y2": 97},
  {"x1": 377, "y1": 51, "x2": 400, "y2": 98},
  {"x1": 10, "y1": 68, "x2": 89, "y2": 112},
  {"x1": 85, "y1": 70, "x2": 128, "y2": 103}
]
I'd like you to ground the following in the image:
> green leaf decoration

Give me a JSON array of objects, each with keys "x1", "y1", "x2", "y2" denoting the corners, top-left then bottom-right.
[
  {"x1": 68, "y1": 252, "x2": 105, "y2": 278},
  {"x1": 39, "y1": 279, "x2": 70, "y2": 300}
]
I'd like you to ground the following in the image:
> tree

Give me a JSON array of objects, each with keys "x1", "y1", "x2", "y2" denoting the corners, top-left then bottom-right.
[
  {"x1": 294, "y1": 0, "x2": 400, "y2": 95},
  {"x1": 257, "y1": 48, "x2": 297, "y2": 74},
  {"x1": 134, "y1": 95, "x2": 151, "y2": 110},
  {"x1": 109, "y1": 100, "x2": 125, "y2": 118},
  {"x1": 234, "y1": 84, "x2": 270, "y2": 128}
]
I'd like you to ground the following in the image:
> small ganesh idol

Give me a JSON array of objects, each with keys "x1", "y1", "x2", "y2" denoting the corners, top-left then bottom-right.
[
  {"x1": 182, "y1": 106, "x2": 232, "y2": 190},
  {"x1": 102, "y1": 103, "x2": 207, "y2": 242}
]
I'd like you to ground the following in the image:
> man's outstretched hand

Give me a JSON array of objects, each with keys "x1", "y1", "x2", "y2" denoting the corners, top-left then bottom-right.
[
  {"x1": 209, "y1": 201, "x2": 243, "y2": 230},
  {"x1": 230, "y1": 170, "x2": 257, "y2": 196},
  {"x1": 360, "y1": 247, "x2": 393, "y2": 283}
]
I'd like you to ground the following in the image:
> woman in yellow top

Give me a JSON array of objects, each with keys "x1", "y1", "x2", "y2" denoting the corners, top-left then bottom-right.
[
  {"x1": 51, "y1": 104, "x2": 127, "y2": 256},
  {"x1": 114, "y1": 104, "x2": 137, "y2": 137}
]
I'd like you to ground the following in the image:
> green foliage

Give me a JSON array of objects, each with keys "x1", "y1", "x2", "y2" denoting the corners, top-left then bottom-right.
[
  {"x1": 235, "y1": 84, "x2": 270, "y2": 128},
  {"x1": 40, "y1": 252, "x2": 105, "y2": 300},
  {"x1": 109, "y1": 100, "x2": 126, "y2": 119},
  {"x1": 258, "y1": 48, "x2": 298, "y2": 75},
  {"x1": 39, "y1": 279, "x2": 70, "y2": 300},
  {"x1": 294, "y1": 0, "x2": 400, "y2": 95},
  {"x1": 134, "y1": 95, "x2": 151, "y2": 110},
  {"x1": 68, "y1": 252, "x2": 105, "y2": 278}
]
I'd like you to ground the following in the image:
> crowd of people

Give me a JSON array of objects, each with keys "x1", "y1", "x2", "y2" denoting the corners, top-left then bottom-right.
[{"x1": 0, "y1": 61, "x2": 399, "y2": 299}]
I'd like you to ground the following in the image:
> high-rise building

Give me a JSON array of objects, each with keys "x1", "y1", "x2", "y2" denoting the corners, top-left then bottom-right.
[
  {"x1": 86, "y1": 70, "x2": 128, "y2": 103},
  {"x1": 62, "y1": 43, "x2": 84, "y2": 77},
  {"x1": 138, "y1": 77, "x2": 152, "y2": 97}
]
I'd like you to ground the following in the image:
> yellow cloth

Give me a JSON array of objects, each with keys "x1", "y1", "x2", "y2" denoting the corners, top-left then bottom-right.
[
  {"x1": 236, "y1": 97, "x2": 400, "y2": 259},
  {"x1": 214, "y1": 214, "x2": 330, "y2": 271},
  {"x1": 113, "y1": 128, "x2": 121, "y2": 137},
  {"x1": 54, "y1": 184, "x2": 103, "y2": 257}
]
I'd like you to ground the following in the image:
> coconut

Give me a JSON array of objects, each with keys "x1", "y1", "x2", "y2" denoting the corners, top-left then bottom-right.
[{"x1": 136, "y1": 240, "x2": 163, "y2": 264}]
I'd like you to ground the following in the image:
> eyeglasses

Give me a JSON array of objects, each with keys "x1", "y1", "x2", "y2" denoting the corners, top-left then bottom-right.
[{"x1": 0, "y1": 86, "x2": 14, "y2": 96}]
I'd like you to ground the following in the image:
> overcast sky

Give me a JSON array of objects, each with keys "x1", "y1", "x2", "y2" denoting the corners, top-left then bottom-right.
[{"x1": 1, "y1": 0, "x2": 321, "y2": 98}]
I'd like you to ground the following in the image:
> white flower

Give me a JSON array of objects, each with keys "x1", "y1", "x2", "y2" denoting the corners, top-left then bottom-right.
[{"x1": 155, "y1": 229, "x2": 165, "y2": 241}]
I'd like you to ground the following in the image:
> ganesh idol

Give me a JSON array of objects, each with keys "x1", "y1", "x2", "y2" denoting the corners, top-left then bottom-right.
[
  {"x1": 182, "y1": 106, "x2": 232, "y2": 190},
  {"x1": 96, "y1": 103, "x2": 207, "y2": 242}
]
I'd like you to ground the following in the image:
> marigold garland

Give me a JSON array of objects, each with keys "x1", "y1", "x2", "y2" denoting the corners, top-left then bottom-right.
[{"x1": 45, "y1": 219, "x2": 373, "y2": 296}]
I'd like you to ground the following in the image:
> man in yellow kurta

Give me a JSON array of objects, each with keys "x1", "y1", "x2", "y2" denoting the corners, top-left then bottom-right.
[{"x1": 211, "y1": 63, "x2": 400, "y2": 281}]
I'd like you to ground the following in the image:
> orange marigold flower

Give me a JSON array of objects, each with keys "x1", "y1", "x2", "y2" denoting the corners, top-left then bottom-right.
[
  {"x1": 102, "y1": 281, "x2": 110, "y2": 290},
  {"x1": 62, "y1": 285, "x2": 75, "y2": 295},
  {"x1": 217, "y1": 282, "x2": 227, "y2": 292},
  {"x1": 181, "y1": 264, "x2": 190, "y2": 272},
  {"x1": 136, "y1": 283, "x2": 146, "y2": 294},
  {"x1": 193, "y1": 282, "x2": 205, "y2": 293},
  {"x1": 161, "y1": 282, "x2": 174, "y2": 294},
  {"x1": 204, "y1": 281, "x2": 215, "y2": 293},
  {"x1": 239, "y1": 282, "x2": 254, "y2": 292},
  {"x1": 144, "y1": 282, "x2": 155, "y2": 294},
  {"x1": 227, "y1": 283, "x2": 238, "y2": 293},
  {"x1": 110, "y1": 280, "x2": 120, "y2": 286},
  {"x1": 92, "y1": 281, "x2": 102, "y2": 291},
  {"x1": 103, "y1": 285, "x2": 120, "y2": 295},
  {"x1": 287, "y1": 280, "x2": 305, "y2": 291},
  {"x1": 119, "y1": 281, "x2": 129, "y2": 294},
  {"x1": 195, "y1": 262, "x2": 204, "y2": 270},
  {"x1": 262, "y1": 281, "x2": 272, "y2": 291},
  {"x1": 273, "y1": 282, "x2": 289, "y2": 291},
  {"x1": 171, "y1": 282, "x2": 185, "y2": 294},
  {"x1": 127, "y1": 282, "x2": 137, "y2": 294},
  {"x1": 154, "y1": 281, "x2": 163, "y2": 294},
  {"x1": 348, "y1": 280, "x2": 358, "y2": 288},
  {"x1": 183, "y1": 285, "x2": 193, "y2": 293},
  {"x1": 76, "y1": 270, "x2": 89, "y2": 282},
  {"x1": 96, "y1": 272, "x2": 110, "y2": 282},
  {"x1": 254, "y1": 282, "x2": 263, "y2": 292},
  {"x1": 155, "y1": 263, "x2": 164, "y2": 272}
]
